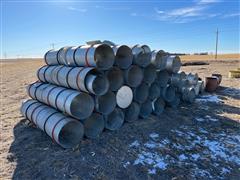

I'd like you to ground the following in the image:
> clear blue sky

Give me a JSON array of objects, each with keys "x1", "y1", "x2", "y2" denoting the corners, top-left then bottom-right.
[{"x1": 1, "y1": 0, "x2": 239, "y2": 58}]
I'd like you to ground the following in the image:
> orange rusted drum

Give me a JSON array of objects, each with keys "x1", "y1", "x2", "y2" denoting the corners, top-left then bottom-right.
[
  {"x1": 212, "y1": 73, "x2": 222, "y2": 85},
  {"x1": 205, "y1": 77, "x2": 218, "y2": 92}
]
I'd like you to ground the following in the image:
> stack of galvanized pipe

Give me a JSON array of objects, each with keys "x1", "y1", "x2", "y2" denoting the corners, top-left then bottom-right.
[{"x1": 20, "y1": 41, "x2": 202, "y2": 149}]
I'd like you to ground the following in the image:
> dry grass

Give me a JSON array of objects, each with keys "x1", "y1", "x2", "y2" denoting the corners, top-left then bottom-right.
[{"x1": 180, "y1": 53, "x2": 240, "y2": 62}]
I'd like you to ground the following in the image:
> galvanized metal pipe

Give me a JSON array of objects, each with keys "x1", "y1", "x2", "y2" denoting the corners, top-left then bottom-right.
[
  {"x1": 148, "y1": 82, "x2": 161, "y2": 100},
  {"x1": 139, "y1": 99, "x2": 152, "y2": 119},
  {"x1": 105, "y1": 67, "x2": 124, "y2": 91},
  {"x1": 124, "y1": 102, "x2": 140, "y2": 122},
  {"x1": 81, "y1": 113, "x2": 104, "y2": 139},
  {"x1": 133, "y1": 83, "x2": 149, "y2": 103},
  {"x1": 151, "y1": 50, "x2": 168, "y2": 70},
  {"x1": 166, "y1": 95, "x2": 180, "y2": 109},
  {"x1": 152, "y1": 97, "x2": 165, "y2": 116},
  {"x1": 104, "y1": 108, "x2": 124, "y2": 131},
  {"x1": 165, "y1": 55, "x2": 181, "y2": 73},
  {"x1": 74, "y1": 44, "x2": 115, "y2": 70},
  {"x1": 116, "y1": 86, "x2": 133, "y2": 109},
  {"x1": 37, "y1": 65, "x2": 109, "y2": 95},
  {"x1": 181, "y1": 87, "x2": 196, "y2": 103},
  {"x1": 27, "y1": 82, "x2": 94, "y2": 119},
  {"x1": 94, "y1": 91, "x2": 116, "y2": 115},
  {"x1": 161, "y1": 84, "x2": 176, "y2": 103},
  {"x1": 20, "y1": 99, "x2": 84, "y2": 148},
  {"x1": 143, "y1": 64, "x2": 156, "y2": 84},
  {"x1": 112, "y1": 45, "x2": 133, "y2": 69},
  {"x1": 45, "y1": 44, "x2": 115, "y2": 70},
  {"x1": 156, "y1": 70, "x2": 170, "y2": 87},
  {"x1": 187, "y1": 73, "x2": 199, "y2": 85},
  {"x1": 123, "y1": 65, "x2": 143, "y2": 87},
  {"x1": 131, "y1": 44, "x2": 151, "y2": 67}
]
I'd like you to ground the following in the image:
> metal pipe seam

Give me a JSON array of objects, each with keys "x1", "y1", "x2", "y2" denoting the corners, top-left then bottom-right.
[{"x1": 104, "y1": 108, "x2": 124, "y2": 131}]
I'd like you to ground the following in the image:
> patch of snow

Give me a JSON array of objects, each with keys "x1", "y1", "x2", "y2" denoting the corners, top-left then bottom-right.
[
  {"x1": 149, "y1": 133, "x2": 159, "y2": 139},
  {"x1": 179, "y1": 154, "x2": 188, "y2": 161},
  {"x1": 195, "y1": 117, "x2": 205, "y2": 122},
  {"x1": 123, "y1": 161, "x2": 130, "y2": 168},
  {"x1": 148, "y1": 168, "x2": 156, "y2": 174},
  {"x1": 191, "y1": 154, "x2": 200, "y2": 161},
  {"x1": 144, "y1": 141, "x2": 157, "y2": 149},
  {"x1": 220, "y1": 167, "x2": 230, "y2": 175},
  {"x1": 205, "y1": 115, "x2": 219, "y2": 122},
  {"x1": 195, "y1": 95, "x2": 222, "y2": 103},
  {"x1": 222, "y1": 88, "x2": 240, "y2": 96},
  {"x1": 129, "y1": 140, "x2": 140, "y2": 148}
]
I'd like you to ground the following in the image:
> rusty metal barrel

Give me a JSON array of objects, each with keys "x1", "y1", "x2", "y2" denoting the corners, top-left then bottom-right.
[{"x1": 20, "y1": 99, "x2": 84, "y2": 148}]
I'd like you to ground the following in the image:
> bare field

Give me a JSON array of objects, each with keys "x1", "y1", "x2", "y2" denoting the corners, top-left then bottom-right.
[
  {"x1": 0, "y1": 58, "x2": 240, "y2": 179},
  {"x1": 180, "y1": 53, "x2": 240, "y2": 62}
]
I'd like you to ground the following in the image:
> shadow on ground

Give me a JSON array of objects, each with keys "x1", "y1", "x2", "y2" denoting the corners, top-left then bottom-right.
[{"x1": 8, "y1": 91, "x2": 240, "y2": 179}]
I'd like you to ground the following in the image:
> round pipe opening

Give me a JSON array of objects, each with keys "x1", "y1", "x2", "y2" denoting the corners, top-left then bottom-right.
[
  {"x1": 115, "y1": 45, "x2": 133, "y2": 69},
  {"x1": 137, "y1": 52, "x2": 151, "y2": 67},
  {"x1": 152, "y1": 98, "x2": 165, "y2": 116},
  {"x1": 133, "y1": 83, "x2": 149, "y2": 103},
  {"x1": 124, "y1": 102, "x2": 140, "y2": 122},
  {"x1": 125, "y1": 65, "x2": 143, "y2": 87},
  {"x1": 157, "y1": 70, "x2": 169, "y2": 87},
  {"x1": 116, "y1": 86, "x2": 133, "y2": 109},
  {"x1": 163, "y1": 85, "x2": 175, "y2": 102},
  {"x1": 149, "y1": 82, "x2": 161, "y2": 100},
  {"x1": 86, "y1": 74, "x2": 109, "y2": 95},
  {"x1": 70, "y1": 93, "x2": 94, "y2": 119},
  {"x1": 106, "y1": 67, "x2": 124, "y2": 91},
  {"x1": 139, "y1": 100, "x2": 152, "y2": 119},
  {"x1": 83, "y1": 113, "x2": 104, "y2": 139},
  {"x1": 172, "y1": 56, "x2": 181, "y2": 73},
  {"x1": 95, "y1": 44, "x2": 115, "y2": 70},
  {"x1": 143, "y1": 64, "x2": 156, "y2": 84},
  {"x1": 95, "y1": 91, "x2": 116, "y2": 115},
  {"x1": 105, "y1": 108, "x2": 124, "y2": 131},
  {"x1": 58, "y1": 120, "x2": 84, "y2": 148}
]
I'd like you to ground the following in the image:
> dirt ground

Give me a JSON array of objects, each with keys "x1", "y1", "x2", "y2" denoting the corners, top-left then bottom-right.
[{"x1": 0, "y1": 58, "x2": 240, "y2": 179}]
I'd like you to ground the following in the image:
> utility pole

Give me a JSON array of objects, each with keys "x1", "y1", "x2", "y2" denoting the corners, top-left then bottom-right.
[
  {"x1": 215, "y1": 28, "x2": 219, "y2": 60},
  {"x1": 50, "y1": 43, "x2": 55, "y2": 49}
]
